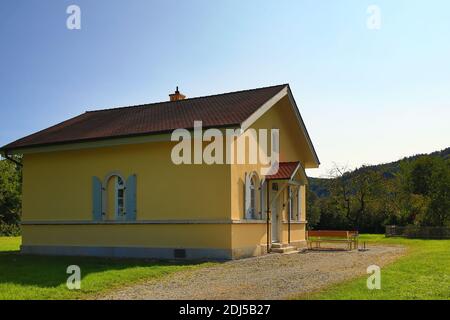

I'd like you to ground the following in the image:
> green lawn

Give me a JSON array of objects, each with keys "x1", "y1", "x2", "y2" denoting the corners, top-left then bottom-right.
[
  {"x1": 3, "y1": 236, "x2": 449, "y2": 300},
  {"x1": 0, "y1": 237, "x2": 211, "y2": 300},
  {"x1": 301, "y1": 234, "x2": 450, "y2": 300}
]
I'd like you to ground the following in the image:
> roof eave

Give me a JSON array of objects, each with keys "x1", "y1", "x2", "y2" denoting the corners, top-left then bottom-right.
[{"x1": 1, "y1": 123, "x2": 242, "y2": 155}]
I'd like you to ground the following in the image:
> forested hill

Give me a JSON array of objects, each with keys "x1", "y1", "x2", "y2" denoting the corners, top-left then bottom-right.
[
  {"x1": 309, "y1": 147, "x2": 450, "y2": 198},
  {"x1": 306, "y1": 147, "x2": 450, "y2": 232}
]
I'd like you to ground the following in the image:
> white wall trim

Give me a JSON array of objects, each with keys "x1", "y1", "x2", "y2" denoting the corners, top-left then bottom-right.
[
  {"x1": 291, "y1": 162, "x2": 308, "y2": 185},
  {"x1": 282, "y1": 220, "x2": 308, "y2": 224}
]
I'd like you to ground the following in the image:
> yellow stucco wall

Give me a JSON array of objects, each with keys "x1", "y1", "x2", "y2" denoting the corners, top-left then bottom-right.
[
  {"x1": 281, "y1": 223, "x2": 307, "y2": 244},
  {"x1": 22, "y1": 141, "x2": 231, "y2": 222},
  {"x1": 22, "y1": 224, "x2": 231, "y2": 249},
  {"x1": 230, "y1": 223, "x2": 268, "y2": 258},
  {"x1": 251, "y1": 96, "x2": 312, "y2": 164}
]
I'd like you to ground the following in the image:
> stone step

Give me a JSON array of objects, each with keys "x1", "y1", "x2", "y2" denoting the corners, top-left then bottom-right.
[
  {"x1": 271, "y1": 246, "x2": 297, "y2": 254},
  {"x1": 271, "y1": 243, "x2": 288, "y2": 249}
]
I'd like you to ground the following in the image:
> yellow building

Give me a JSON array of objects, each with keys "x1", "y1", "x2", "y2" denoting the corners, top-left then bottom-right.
[{"x1": 1, "y1": 84, "x2": 319, "y2": 260}]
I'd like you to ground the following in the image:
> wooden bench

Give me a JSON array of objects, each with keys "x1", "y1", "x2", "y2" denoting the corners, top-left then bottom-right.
[{"x1": 307, "y1": 230, "x2": 359, "y2": 251}]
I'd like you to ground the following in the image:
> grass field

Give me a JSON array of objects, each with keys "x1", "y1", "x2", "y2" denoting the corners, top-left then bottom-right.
[
  {"x1": 301, "y1": 234, "x2": 450, "y2": 300},
  {"x1": 0, "y1": 237, "x2": 211, "y2": 300},
  {"x1": 2, "y1": 235, "x2": 449, "y2": 300}
]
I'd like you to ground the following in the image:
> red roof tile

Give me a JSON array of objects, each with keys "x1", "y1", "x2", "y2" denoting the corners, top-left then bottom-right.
[
  {"x1": 265, "y1": 162, "x2": 300, "y2": 180},
  {"x1": 1, "y1": 84, "x2": 287, "y2": 151}
]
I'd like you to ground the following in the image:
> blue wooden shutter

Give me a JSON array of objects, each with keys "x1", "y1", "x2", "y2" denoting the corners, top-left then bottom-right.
[
  {"x1": 92, "y1": 176, "x2": 102, "y2": 221},
  {"x1": 244, "y1": 173, "x2": 251, "y2": 219},
  {"x1": 125, "y1": 174, "x2": 137, "y2": 221}
]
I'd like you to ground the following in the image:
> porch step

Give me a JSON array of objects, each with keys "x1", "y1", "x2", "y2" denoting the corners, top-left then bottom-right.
[
  {"x1": 271, "y1": 245, "x2": 297, "y2": 254},
  {"x1": 271, "y1": 243, "x2": 288, "y2": 249}
]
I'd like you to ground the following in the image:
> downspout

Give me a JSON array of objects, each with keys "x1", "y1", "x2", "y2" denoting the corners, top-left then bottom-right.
[
  {"x1": 266, "y1": 180, "x2": 270, "y2": 253},
  {"x1": 2, "y1": 149, "x2": 22, "y2": 167}
]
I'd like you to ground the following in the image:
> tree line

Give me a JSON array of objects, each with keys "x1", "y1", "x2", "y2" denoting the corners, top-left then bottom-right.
[
  {"x1": 0, "y1": 156, "x2": 21, "y2": 235},
  {"x1": 307, "y1": 148, "x2": 450, "y2": 233}
]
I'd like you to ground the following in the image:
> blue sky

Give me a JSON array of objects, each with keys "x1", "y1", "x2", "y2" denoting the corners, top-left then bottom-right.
[{"x1": 0, "y1": 0, "x2": 449, "y2": 177}]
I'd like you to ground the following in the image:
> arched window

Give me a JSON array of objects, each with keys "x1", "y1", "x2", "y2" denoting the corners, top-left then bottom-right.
[
  {"x1": 245, "y1": 171, "x2": 259, "y2": 219},
  {"x1": 102, "y1": 172, "x2": 126, "y2": 220},
  {"x1": 93, "y1": 172, "x2": 137, "y2": 221}
]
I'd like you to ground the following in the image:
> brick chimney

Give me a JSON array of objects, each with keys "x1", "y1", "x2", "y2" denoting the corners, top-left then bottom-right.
[{"x1": 169, "y1": 86, "x2": 186, "y2": 101}]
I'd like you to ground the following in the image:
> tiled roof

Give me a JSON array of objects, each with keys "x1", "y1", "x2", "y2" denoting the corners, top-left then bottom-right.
[
  {"x1": 1, "y1": 84, "x2": 288, "y2": 151},
  {"x1": 265, "y1": 162, "x2": 300, "y2": 180}
]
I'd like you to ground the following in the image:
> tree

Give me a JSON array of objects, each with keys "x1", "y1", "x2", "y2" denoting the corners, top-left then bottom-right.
[
  {"x1": 400, "y1": 156, "x2": 450, "y2": 227},
  {"x1": 306, "y1": 187, "x2": 320, "y2": 229},
  {"x1": 0, "y1": 157, "x2": 22, "y2": 230},
  {"x1": 326, "y1": 164, "x2": 352, "y2": 226},
  {"x1": 425, "y1": 158, "x2": 450, "y2": 226},
  {"x1": 350, "y1": 167, "x2": 384, "y2": 232}
]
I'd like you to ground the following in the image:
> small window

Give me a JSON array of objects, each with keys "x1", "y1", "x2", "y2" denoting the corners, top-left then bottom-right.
[
  {"x1": 288, "y1": 187, "x2": 293, "y2": 221},
  {"x1": 245, "y1": 172, "x2": 260, "y2": 220},
  {"x1": 249, "y1": 176, "x2": 256, "y2": 218}
]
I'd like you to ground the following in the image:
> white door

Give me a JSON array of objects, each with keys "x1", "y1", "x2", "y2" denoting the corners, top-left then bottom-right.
[{"x1": 271, "y1": 191, "x2": 279, "y2": 242}]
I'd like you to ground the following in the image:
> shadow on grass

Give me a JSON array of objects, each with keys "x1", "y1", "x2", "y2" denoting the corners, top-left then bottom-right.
[{"x1": 0, "y1": 250, "x2": 207, "y2": 290}]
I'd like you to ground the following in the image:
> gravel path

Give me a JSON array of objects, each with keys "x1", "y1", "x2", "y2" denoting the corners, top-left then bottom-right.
[{"x1": 100, "y1": 245, "x2": 405, "y2": 300}]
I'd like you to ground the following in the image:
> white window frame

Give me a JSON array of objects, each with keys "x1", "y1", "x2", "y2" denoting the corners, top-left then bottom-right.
[
  {"x1": 245, "y1": 171, "x2": 260, "y2": 220},
  {"x1": 297, "y1": 187, "x2": 302, "y2": 221},
  {"x1": 249, "y1": 176, "x2": 256, "y2": 218},
  {"x1": 115, "y1": 176, "x2": 125, "y2": 220},
  {"x1": 288, "y1": 186, "x2": 293, "y2": 221},
  {"x1": 102, "y1": 171, "x2": 126, "y2": 221}
]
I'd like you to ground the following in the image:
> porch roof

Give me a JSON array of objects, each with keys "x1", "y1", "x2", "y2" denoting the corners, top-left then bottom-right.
[{"x1": 265, "y1": 161, "x2": 301, "y2": 181}]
